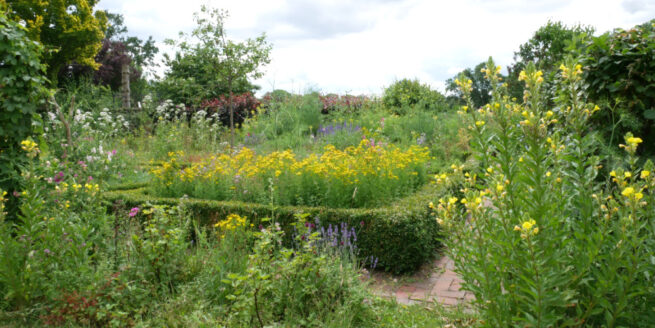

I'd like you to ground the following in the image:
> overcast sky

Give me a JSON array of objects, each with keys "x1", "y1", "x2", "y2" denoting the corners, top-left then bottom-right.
[{"x1": 97, "y1": 0, "x2": 655, "y2": 96}]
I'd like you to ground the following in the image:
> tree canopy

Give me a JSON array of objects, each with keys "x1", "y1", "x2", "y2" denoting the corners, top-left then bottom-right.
[
  {"x1": 158, "y1": 5, "x2": 271, "y2": 107},
  {"x1": 4, "y1": 0, "x2": 107, "y2": 85}
]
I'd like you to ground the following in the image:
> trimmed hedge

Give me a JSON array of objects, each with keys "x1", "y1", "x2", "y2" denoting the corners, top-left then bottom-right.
[{"x1": 104, "y1": 183, "x2": 444, "y2": 274}]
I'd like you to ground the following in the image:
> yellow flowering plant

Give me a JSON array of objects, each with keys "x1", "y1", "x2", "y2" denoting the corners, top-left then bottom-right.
[
  {"x1": 151, "y1": 139, "x2": 429, "y2": 208},
  {"x1": 433, "y1": 57, "x2": 655, "y2": 327}
]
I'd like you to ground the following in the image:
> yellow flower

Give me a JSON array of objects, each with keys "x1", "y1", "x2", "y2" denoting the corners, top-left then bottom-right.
[
  {"x1": 626, "y1": 137, "x2": 642, "y2": 146},
  {"x1": 624, "y1": 172, "x2": 632, "y2": 178},
  {"x1": 475, "y1": 121, "x2": 485, "y2": 127},
  {"x1": 610, "y1": 171, "x2": 617, "y2": 177},
  {"x1": 621, "y1": 187, "x2": 634, "y2": 197},
  {"x1": 546, "y1": 171, "x2": 551, "y2": 177},
  {"x1": 641, "y1": 170, "x2": 650, "y2": 179},
  {"x1": 635, "y1": 192, "x2": 643, "y2": 200},
  {"x1": 521, "y1": 219, "x2": 536, "y2": 230},
  {"x1": 496, "y1": 184, "x2": 504, "y2": 192}
]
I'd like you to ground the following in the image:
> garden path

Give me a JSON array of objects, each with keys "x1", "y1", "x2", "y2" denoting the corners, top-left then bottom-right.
[{"x1": 369, "y1": 255, "x2": 472, "y2": 306}]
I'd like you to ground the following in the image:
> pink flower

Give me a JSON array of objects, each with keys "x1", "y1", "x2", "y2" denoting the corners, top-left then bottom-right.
[{"x1": 128, "y1": 207, "x2": 140, "y2": 217}]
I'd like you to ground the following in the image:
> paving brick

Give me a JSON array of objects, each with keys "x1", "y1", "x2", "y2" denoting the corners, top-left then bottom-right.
[
  {"x1": 434, "y1": 296, "x2": 460, "y2": 306},
  {"x1": 433, "y1": 289, "x2": 465, "y2": 299}
]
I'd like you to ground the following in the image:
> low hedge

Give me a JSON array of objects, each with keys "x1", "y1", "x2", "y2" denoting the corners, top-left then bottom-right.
[{"x1": 104, "y1": 183, "x2": 445, "y2": 274}]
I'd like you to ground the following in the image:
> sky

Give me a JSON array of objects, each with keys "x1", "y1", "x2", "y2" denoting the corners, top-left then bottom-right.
[{"x1": 97, "y1": 0, "x2": 655, "y2": 96}]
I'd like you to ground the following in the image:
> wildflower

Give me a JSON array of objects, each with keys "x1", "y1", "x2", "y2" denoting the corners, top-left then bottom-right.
[
  {"x1": 626, "y1": 137, "x2": 643, "y2": 147},
  {"x1": 635, "y1": 192, "x2": 643, "y2": 200},
  {"x1": 621, "y1": 187, "x2": 635, "y2": 197},
  {"x1": 610, "y1": 171, "x2": 617, "y2": 177},
  {"x1": 521, "y1": 219, "x2": 536, "y2": 230},
  {"x1": 641, "y1": 170, "x2": 650, "y2": 179},
  {"x1": 129, "y1": 207, "x2": 140, "y2": 217},
  {"x1": 624, "y1": 172, "x2": 632, "y2": 178},
  {"x1": 475, "y1": 120, "x2": 485, "y2": 127}
]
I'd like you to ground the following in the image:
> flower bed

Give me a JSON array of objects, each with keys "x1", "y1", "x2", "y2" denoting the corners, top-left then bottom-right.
[{"x1": 150, "y1": 139, "x2": 430, "y2": 208}]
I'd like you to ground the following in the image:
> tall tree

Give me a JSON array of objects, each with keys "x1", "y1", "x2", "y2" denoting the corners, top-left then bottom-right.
[
  {"x1": 506, "y1": 21, "x2": 594, "y2": 100},
  {"x1": 4, "y1": 0, "x2": 107, "y2": 85},
  {"x1": 446, "y1": 60, "x2": 497, "y2": 108},
  {"x1": 164, "y1": 5, "x2": 271, "y2": 146}
]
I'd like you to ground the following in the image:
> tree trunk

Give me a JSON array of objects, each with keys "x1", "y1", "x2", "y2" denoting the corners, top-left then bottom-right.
[
  {"x1": 121, "y1": 63, "x2": 131, "y2": 109},
  {"x1": 229, "y1": 89, "x2": 234, "y2": 148}
]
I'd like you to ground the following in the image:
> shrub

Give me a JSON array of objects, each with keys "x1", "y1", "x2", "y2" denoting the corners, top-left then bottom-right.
[
  {"x1": 198, "y1": 92, "x2": 260, "y2": 129},
  {"x1": 0, "y1": 12, "x2": 48, "y2": 216},
  {"x1": 582, "y1": 19, "x2": 655, "y2": 155},
  {"x1": 436, "y1": 59, "x2": 655, "y2": 326},
  {"x1": 382, "y1": 78, "x2": 446, "y2": 114},
  {"x1": 223, "y1": 215, "x2": 374, "y2": 327},
  {"x1": 105, "y1": 180, "x2": 444, "y2": 274},
  {"x1": 319, "y1": 94, "x2": 370, "y2": 114}
]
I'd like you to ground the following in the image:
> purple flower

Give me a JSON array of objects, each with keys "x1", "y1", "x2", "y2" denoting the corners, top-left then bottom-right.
[
  {"x1": 360, "y1": 221, "x2": 365, "y2": 227},
  {"x1": 88, "y1": 176, "x2": 93, "y2": 181},
  {"x1": 128, "y1": 207, "x2": 139, "y2": 217},
  {"x1": 54, "y1": 171, "x2": 65, "y2": 183},
  {"x1": 44, "y1": 249, "x2": 52, "y2": 255}
]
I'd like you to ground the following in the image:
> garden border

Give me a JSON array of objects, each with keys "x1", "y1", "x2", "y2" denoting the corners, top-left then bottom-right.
[{"x1": 104, "y1": 182, "x2": 445, "y2": 274}]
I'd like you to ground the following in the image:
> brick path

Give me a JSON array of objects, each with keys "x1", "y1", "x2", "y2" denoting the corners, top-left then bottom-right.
[{"x1": 370, "y1": 256, "x2": 473, "y2": 306}]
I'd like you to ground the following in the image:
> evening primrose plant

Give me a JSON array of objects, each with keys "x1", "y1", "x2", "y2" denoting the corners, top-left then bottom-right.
[{"x1": 434, "y1": 57, "x2": 655, "y2": 327}]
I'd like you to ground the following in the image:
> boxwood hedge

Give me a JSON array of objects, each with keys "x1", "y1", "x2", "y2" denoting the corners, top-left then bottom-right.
[{"x1": 104, "y1": 182, "x2": 445, "y2": 274}]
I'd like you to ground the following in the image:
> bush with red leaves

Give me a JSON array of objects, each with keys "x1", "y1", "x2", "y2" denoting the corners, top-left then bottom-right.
[
  {"x1": 41, "y1": 272, "x2": 137, "y2": 327},
  {"x1": 318, "y1": 94, "x2": 370, "y2": 114},
  {"x1": 198, "y1": 92, "x2": 260, "y2": 128}
]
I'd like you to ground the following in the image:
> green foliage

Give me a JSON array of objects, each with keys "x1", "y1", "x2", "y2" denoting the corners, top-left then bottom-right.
[
  {"x1": 130, "y1": 205, "x2": 193, "y2": 294},
  {"x1": 382, "y1": 78, "x2": 447, "y2": 114},
  {"x1": 507, "y1": 20, "x2": 594, "y2": 100},
  {"x1": 439, "y1": 58, "x2": 655, "y2": 327},
  {"x1": 583, "y1": 19, "x2": 655, "y2": 155},
  {"x1": 105, "y1": 180, "x2": 444, "y2": 274},
  {"x1": 446, "y1": 60, "x2": 497, "y2": 108},
  {"x1": 5, "y1": 0, "x2": 107, "y2": 85},
  {"x1": 0, "y1": 12, "x2": 48, "y2": 216},
  {"x1": 224, "y1": 215, "x2": 373, "y2": 327},
  {"x1": 0, "y1": 152, "x2": 106, "y2": 310},
  {"x1": 159, "y1": 5, "x2": 271, "y2": 107}
]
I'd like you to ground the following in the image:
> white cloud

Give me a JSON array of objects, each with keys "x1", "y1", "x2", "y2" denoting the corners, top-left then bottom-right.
[{"x1": 98, "y1": 0, "x2": 655, "y2": 96}]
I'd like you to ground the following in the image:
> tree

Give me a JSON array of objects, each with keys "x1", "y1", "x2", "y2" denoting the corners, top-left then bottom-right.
[
  {"x1": 4, "y1": 0, "x2": 107, "y2": 86},
  {"x1": 58, "y1": 12, "x2": 158, "y2": 96},
  {"x1": 582, "y1": 19, "x2": 655, "y2": 155},
  {"x1": 164, "y1": 5, "x2": 271, "y2": 146},
  {"x1": 446, "y1": 60, "x2": 497, "y2": 108},
  {"x1": 506, "y1": 21, "x2": 594, "y2": 100},
  {"x1": 0, "y1": 10, "x2": 48, "y2": 217}
]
